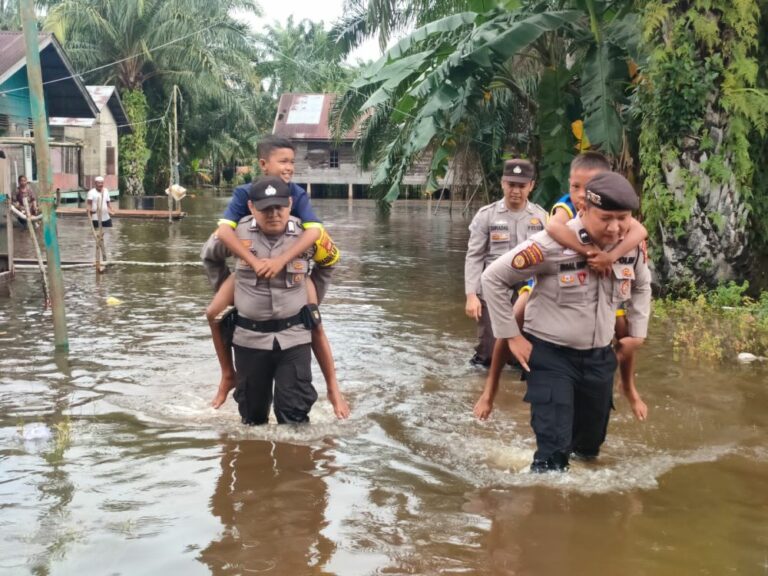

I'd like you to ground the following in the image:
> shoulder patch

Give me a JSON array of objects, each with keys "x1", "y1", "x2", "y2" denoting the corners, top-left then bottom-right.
[
  {"x1": 578, "y1": 229, "x2": 592, "y2": 244},
  {"x1": 511, "y1": 242, "x2": 545, "y2": 269}
]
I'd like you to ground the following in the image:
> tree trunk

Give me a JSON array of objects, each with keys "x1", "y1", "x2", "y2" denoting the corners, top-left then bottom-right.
[
  {"x1": 654, "y1": 104, "x2": 749, "y2": 285},
  {"x1": 119, "y1": 89, "x2": 149, "y2": 196}
]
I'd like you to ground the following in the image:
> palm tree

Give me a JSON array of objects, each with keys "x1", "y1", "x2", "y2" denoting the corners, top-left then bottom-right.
[
  {"x1": 44, "y1": 0, "x2": 261, "y2": 195},
  {"x1": 255, "y1": 16, "x2": 355, "y2": 97}
]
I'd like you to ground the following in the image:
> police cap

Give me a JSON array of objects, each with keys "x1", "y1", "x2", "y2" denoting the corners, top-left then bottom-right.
[
  {"x1": 584, "y1": 172, "x2": 639, "y2": 211},
  {"x1": 248, "y1": 176, "x2": 291, "y2": 210},
  {"x1": 501, "y1": 159, "x2": 535, "y2": 183}
]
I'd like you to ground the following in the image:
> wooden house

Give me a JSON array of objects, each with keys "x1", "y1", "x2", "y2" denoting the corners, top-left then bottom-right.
[
  {"x1": 50, "y1": 85, "x2": 131, "y2": 192},
  {"x1": 273, "y1": 93, "x2": 433, "y2": 199},
  {"x1": 0, "y1": 31, "x2": 127, "y2": 200}
]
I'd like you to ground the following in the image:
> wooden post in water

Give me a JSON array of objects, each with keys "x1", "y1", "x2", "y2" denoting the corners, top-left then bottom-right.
[
  {"x1": 21, "y1": 0, "x2": 68, "y2": 350},
  {"x1": 1, "y1": 154, "x2": 14, "y2": 278}
]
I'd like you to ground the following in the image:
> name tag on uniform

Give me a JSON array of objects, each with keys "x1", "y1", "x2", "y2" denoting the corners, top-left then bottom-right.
[{"x1": 527, "y1": 217, "x2": 544, "y2": 232}]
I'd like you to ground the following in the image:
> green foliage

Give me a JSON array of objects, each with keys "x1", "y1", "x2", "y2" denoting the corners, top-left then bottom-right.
[
  {"x1": 45, "y1": 0, "x2": 261, "y2": 195},
  {"x1": 119, "y1": 90, "x2": 148, "y2": 196},
  {"x1": 653, "y1": 282, "x2": 768, "y2": 360},
  {"x1": 335, "y1": 2, "x2": 642, "y2": 207},
  {"x1": 638, "y1": 0, "x2": 768, "y2": 246}
]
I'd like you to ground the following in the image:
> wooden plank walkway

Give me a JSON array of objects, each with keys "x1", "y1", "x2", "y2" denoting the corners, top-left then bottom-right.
[{"x1": 56, "y1": 208, "x2": 186, "y2": 220}]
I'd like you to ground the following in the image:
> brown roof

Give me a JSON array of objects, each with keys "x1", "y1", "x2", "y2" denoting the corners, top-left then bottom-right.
[{"x1": 272, "y1": 93, "x2": 358, "y2": 141}]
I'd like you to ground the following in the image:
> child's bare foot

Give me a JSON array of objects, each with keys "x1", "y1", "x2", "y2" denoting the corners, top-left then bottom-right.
[
  {"x1": 211, "y1": 374, "x2": 235, "y2": 409},
  {"x1": 328, "y1": 388, "x2": 350, "y2": 419},
  {"x1": 628, "y1": 394, "x2": 648, "y2": 421}
]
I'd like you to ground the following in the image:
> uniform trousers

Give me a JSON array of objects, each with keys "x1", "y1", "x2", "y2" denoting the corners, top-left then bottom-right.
[
  {"x1": 233, "y1": 342, "x2": 317, "y2": 425},
  {"x1": 523, "y1": 333, "x2": 617, "y2": 466}
]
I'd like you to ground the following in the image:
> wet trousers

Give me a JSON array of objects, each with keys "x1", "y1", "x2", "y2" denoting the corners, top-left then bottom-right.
[
  {"x1": 523, "y1": 334, "x2": 617, "y2": 466},
  {"x1": 233, "y1": 342, "x2": 317, "y2": 425}
]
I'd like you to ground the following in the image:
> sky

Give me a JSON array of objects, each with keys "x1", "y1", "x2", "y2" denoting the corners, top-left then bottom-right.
[{"x1": 238, "y1": 0, "x2": 386, "y2": 64}]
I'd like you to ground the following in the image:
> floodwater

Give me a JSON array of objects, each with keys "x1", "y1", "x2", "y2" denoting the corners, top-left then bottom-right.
[{"x1": 1, "y1": 196, "x2": 767, "y2": 575}]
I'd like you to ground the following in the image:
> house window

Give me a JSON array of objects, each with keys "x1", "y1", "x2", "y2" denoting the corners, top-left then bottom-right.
[
  {"x1": 106, "y1": 146, "x2": 116, "y2": 175},
  {"x1": 63, "y1": 147, "x2": 79, "y2": 174},
  {"x1": 329, "y1": 148, "x2": 339, "y2": 169}
]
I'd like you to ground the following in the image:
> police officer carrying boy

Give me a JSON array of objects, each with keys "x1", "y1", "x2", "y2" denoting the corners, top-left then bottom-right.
[
  {"x1": 481, "y1": 172, "x2": 652, "y2": 472},
  {"x1": 228, "y1": 176, "x2": 327, "y2": 425},
  {"x1": 464, "y1": 159, "x2": 547, "y2": 367}
]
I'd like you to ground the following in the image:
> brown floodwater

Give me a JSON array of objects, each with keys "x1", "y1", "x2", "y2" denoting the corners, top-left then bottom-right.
[{"x1": 1, "y1": 196, "x2": 767, "y2": 575}]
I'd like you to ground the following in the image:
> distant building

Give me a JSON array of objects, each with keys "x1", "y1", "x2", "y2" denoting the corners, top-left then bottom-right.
[
  {"x1": 0, "y1": 31, "x2": 96, "y2": 190},
  {"x1": 50, "y1": 85, "x2": 131, "y2": 192},
  {"x1": 273, "y1": 93, "x2": 432, "y2": 198}
]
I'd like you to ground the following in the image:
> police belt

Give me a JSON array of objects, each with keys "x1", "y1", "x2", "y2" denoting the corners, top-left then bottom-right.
[
  {"x1": 525, "y1": 333, "x2": 613, "y2": 358},
  {"x1": 236, "y1": 312, "x2": 307, "y2": 333}
]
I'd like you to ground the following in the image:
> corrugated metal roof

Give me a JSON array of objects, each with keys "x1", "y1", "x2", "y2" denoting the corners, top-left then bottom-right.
[{"x1": 272, "y1": 93, "x2": 358, "y2": 140}]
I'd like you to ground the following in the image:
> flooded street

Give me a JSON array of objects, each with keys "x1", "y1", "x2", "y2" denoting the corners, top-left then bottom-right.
[{"x1": 1, "y1": 196, "x2": 767, "y2": 575}]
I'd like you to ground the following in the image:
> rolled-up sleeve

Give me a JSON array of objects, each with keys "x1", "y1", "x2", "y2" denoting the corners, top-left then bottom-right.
[
  {"x1": 481, "y1": 240, "x2": 541, "y2": 339},
  {"x1": 628, "y1": 250, "x2": 652, "y2": 338},
  {"x1": 464, "y1": 212, "x2": 488, "y2": 295}
]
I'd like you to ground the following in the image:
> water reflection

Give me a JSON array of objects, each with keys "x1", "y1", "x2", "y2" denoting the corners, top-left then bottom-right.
[{"x1": 201, "y1": 439, "x2": 334, "y2": 575}]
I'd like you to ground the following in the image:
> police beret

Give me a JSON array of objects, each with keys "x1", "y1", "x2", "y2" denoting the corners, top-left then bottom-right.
[
  {"x1": 584, "y1": 172, "x2": 639, "y2": 211},
  {"x1": 248, "y1": 176, "x2": 291, "y2": 210},
  {"x1": 501, "y1": 159, "x2": 535, "y2": 183}
]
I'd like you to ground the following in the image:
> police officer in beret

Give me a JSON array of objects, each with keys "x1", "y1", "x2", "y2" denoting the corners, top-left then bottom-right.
[
  {"x1": 464, "y1": 159, "x2": 548, "y2": 367},
  {"x1": 481, "y1": 172, "x2": 652, "y2": 472},
  {"x1": 225, "y1": 176, "x2": 328, "y2": 425}
]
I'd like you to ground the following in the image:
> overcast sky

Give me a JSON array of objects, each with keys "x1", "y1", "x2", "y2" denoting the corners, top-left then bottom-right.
[{"x1": 239, "y1": 0, "x2": 385, "y2": 64}]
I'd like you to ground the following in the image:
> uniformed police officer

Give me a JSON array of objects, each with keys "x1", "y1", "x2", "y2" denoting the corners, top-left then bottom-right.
[
  {"x1": 464, "y1": 159, "x2": 548, "y2": 367},
  {"x1": 481, "y1": 172, "x2": 652, "y2": 472},
  {"x1": 228, "y1": 176, "x2": 327, "y2": 425}
]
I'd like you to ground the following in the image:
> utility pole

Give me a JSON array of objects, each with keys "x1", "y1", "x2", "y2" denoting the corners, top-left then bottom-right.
[{"x1": 21, "y1": 0, "x2": 69, "y2": 351}]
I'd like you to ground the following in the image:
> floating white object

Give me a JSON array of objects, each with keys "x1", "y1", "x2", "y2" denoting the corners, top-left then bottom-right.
[
  {"x1": 737, "y1": 352, "x2": 766, "y2": 363},
  {"x1": 20, "y1": 423, "x2": 52, "y2": 441},
  {"x1": 165, "y1": 184, "x2": 187, "y2": 202},
  {"x1": 106, "y1": 296, "x2": 123, "y2": 306}
]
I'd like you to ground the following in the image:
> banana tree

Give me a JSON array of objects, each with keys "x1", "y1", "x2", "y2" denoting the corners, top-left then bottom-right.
[{"x1": 334, "y1": 0, "x2": 641, "y2": 207}]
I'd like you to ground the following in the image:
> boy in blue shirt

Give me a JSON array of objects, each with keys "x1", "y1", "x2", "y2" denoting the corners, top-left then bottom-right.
[{"x1": 202, "y1": 136, "x2": 349, "y2": 419}]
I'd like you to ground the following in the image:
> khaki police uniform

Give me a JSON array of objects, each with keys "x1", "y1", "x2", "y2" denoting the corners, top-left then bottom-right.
[
  {"x1": 465, "y1": 199, "x2": 547, "y2": 364},
  {"x1": 481, "y1": 216, "x2": 652, "y2": 471},
  {"x1": 231, "y1": 213, "x2": 320, "y2": 425}
]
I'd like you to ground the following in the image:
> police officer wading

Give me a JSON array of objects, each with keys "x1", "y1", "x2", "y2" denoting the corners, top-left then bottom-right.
[
  {"x1": 228, "y1": 177, "x2": 327, "y2": 425},
  {"x1": 465, "y1": 159, "x2": 547, "y2": 367},
  {"x1": 481, "y1": 172, "x2": 651, "y2": 472}
]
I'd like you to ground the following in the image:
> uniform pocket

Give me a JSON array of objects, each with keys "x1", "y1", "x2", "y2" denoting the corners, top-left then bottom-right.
[
  {"x1": 285, "y1": 259, "x2": 310, "y2": 288},
  {"x1": 612, "y1": 264, "x2": 634, "y2": 303},
  {"x1": 523, "y1": 384, "x2": 551, "y2": 405},
  {"x1": 557, "y1": 284, "x2": 588, "y2": 305}
]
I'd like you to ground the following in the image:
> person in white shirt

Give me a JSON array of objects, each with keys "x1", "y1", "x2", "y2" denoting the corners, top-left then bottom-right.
[{"x1": 86, "y1": 176, "x2": 115, "y2": 227}]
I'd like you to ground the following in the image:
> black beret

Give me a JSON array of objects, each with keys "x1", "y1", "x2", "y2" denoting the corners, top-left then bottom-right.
[
  {"x1": 501, "y1": 159, "x2": 535, "y2": 183},
  {"x1": 584, "y1": 172, "x2": 639, "y2": 211}
]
